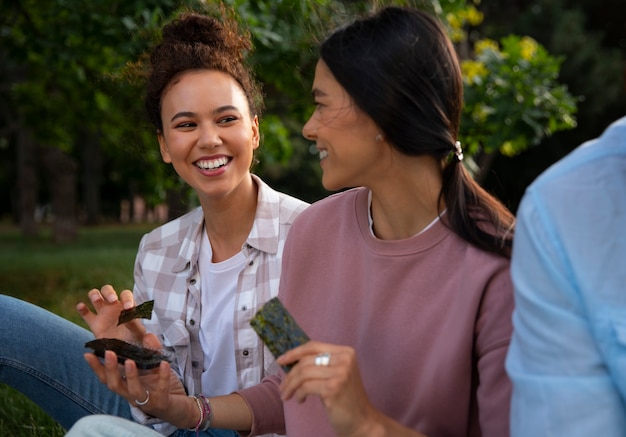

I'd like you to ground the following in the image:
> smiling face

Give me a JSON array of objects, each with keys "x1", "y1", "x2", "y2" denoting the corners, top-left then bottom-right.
[
  {"x1": 302, "y1": 60, "x2": 385, "y2": 191},
  {"x1": 157, "y1": 69, "x2": 259, "y2": 203}
]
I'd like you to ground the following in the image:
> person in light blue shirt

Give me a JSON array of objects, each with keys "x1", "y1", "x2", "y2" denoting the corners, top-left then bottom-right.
[{"x1": 506, "y1": 115, "x2": 626, "y2": 436}]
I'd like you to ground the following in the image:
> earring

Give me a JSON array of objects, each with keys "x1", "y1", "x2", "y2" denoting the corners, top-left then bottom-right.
[{"x1": 375, "y1": 134, "x2": 383, "y2": 142}]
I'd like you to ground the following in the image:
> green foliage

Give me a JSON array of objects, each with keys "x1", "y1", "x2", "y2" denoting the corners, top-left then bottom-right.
[
  {"x1": 3, "y1": 1, "x2": 172, "y2": 147},
  {"x1": 538, "y1": 3, "x2": 623, "y2": 127},
  {"x1": 436, "y1": 0, "x2": 484, "y2": 42},
  {"x1": 1, "y1": 0, "x2": 193, "y2": 212},
  {"x1": 461, "y1": 35, "x2": 578, "y2": 157},
  {"x1": 0, "y1": 0, "x2": 580, "y2": 214}
]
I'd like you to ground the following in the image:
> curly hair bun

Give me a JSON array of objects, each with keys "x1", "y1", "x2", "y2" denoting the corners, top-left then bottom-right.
[{"x1": 162, "y1": 13, "x2": 250, "y2": 62}]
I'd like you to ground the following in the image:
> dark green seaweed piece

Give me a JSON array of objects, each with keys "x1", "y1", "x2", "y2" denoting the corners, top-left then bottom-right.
[
  {"x1": 85, "y1": 338, "x2": 170, "y2": 370},
  {"x1": 250, "y1": 297, "x2": 309, "y2": 372},
  {"x1": 117, "y1": 300, "x2": 155, "y2": 325}
]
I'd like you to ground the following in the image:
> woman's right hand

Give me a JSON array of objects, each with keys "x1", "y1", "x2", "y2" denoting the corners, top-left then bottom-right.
[
  {"x1": 85, "y1": 348, "x2": 197, "y2": 429},
  {"x1": 76, "y1": 284, "x2": 146, "y2": 343}
]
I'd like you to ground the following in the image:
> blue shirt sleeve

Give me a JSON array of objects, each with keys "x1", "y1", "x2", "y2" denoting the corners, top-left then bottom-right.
[{"x1": 506, "y1": 116, "x2": 626, "y2": 436}]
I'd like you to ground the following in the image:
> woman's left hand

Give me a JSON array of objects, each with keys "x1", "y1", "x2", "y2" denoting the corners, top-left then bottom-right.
[{"x1": 277, "y1": 341, "x2": 380, "y2": 437}]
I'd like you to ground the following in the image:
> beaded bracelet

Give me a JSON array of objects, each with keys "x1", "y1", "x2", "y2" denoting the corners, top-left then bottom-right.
[
  {"x1": 189, "y1": 395, "x2": 204, "y2": 435},
  {"x1": 189, "y1": 394, "x2": 213, "y2": 435},
  {"x1": 198, "y1": 394, "x2": 213, "y2": 431}
]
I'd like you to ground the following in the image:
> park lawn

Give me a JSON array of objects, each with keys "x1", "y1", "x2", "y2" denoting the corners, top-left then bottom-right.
[{"x1": 0, "y1": 224, "x2": 155, "y2": 436}]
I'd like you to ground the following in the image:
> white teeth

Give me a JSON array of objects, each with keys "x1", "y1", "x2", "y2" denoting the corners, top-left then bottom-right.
[
  {"x1": 319, "y1": 150, "x2": 328, "y2": 160},
  {"x1": 196, "y1": 157, "x2": 228, "y2": 169}
]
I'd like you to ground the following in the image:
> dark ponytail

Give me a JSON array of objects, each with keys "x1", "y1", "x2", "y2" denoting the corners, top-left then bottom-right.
[
  {"x1": 442, "y1": 160, "x2": 514, "y2": 257},
  {"x1": 320, "y1": 6, "x2": 514, "y2": 257}
]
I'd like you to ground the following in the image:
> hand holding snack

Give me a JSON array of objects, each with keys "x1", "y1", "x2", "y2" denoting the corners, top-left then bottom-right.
[
  {"x1": 83, "y1": 292, "x2": 168, "y2": 371},
  {"x1": 84, "y1": 346, "x2": 189, "y2": 426},
  {"x1": 251, "y1": 298, "x2": 380, "y2": 436}
]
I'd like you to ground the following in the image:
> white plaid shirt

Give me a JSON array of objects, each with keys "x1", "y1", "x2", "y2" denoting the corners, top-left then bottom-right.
[{"x1": 130, "y1": 175, "x2": 308, "y2": 435}]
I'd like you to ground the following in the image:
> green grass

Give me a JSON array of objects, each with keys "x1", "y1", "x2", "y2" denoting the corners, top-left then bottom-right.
[
  {"x1": 0, "y1": 385, "x2": 66, "y2": 437},
  {"x1": 0, "y1": 224, "x2": 156, "y2": 436}
]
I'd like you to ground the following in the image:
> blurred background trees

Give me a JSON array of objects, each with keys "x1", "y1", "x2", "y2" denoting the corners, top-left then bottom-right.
[
  {"x1": 478, "y1": 0, "x2": 625, "y2": 209},
  {"x1": 1, "y1": 0, "x2": 624, "y2": 243}
]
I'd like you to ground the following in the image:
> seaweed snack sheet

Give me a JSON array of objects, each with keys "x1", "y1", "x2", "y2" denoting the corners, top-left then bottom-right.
[
  {"x1": 250, "y1": 297, "x2": 310, "y2": 372},
  {"x1": 85, "y1": 299, "x2": 169, "y2": 370},
  {"x1": 118, "y1": 300, "x2": 155, "y2": 325},
  {"x1": 85, "y1": 338, "x2": 170, "y2": 370}
]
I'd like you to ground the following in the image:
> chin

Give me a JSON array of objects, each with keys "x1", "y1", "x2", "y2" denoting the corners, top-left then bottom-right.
[
  {"x1": 321, "y1": 178, "x2": 336, "y2": 191},
  {"x1": 321, "y1": 178, "x2": 345, "y2": 192}
]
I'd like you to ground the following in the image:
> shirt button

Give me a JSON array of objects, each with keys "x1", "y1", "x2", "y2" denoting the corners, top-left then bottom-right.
[
  {"x1": 242, "y1": 305, "x2": 247, "y2": 311},
  {"x1": 189, "y1": 319, "x2": 195, "y2": 326},
  {"x1": 243, "y1": 350, "x2": 249, "y2": 356},
  {"x1": 192, "y1": 361, "x2": 199, "y2": 368},
  {"x1": 248, "y1": 260, "x2": 254, "y2": 266},
  {"x1": 190, "y1": 278, "x2": 196, "y2": 285}
]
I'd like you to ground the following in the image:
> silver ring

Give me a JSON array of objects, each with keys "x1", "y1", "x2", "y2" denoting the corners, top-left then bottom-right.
[
  {"x1": 314, "y1": 352, "x2": 331, "y2": 367},
  {"x1": 135, "y1": 390, "x2": 150, "y2": 406}
]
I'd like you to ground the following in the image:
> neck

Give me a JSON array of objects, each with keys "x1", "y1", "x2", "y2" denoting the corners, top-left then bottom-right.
[
  {"x1": 369, "y1": 155, "x2": 443, "y2": 240},
  {"x1": 200, "y1": 176, "x2": 258, "y2": 262}
]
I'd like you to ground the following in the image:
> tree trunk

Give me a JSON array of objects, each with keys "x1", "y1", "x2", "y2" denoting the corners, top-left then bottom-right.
[
  {"x1": 80, "y1": 130, "x2": 103, "y2": 225},
  {"x1": 16, "y1": 130, "x2": 39, "y2": 237},
  {"x1": 40, "y1": 145, "x2": 78, "y2": 243}
]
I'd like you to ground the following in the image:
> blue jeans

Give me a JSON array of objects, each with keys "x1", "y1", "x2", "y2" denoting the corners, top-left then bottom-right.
[
  {"x1": 0, "y1": 294, "x2": 132, "y2": 429},
  {"x1": 0, "y1": 295, "x2": 237, "y2": 437}
]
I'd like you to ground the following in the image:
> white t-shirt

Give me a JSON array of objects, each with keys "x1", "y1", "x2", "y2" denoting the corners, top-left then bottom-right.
[
  {"x1": 199, "y1": 229, "x2": 247, "y2": 396},
  {"x1": 367, "y1": 190, "x2": 442, "y2": 237}
]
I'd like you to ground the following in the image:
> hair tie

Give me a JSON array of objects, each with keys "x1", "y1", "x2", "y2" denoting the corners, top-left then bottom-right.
[{"x1": 454, "y1": 141, "x2": 464, "y2": 161}]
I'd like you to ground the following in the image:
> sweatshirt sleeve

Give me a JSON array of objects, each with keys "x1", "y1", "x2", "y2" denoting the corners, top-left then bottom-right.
[
  {"x1": 475, "y1": 261, "x2": 514, "y2": 437},
  {"x1": 236, "y1": 373, "x2": 286, "y2": 436}
]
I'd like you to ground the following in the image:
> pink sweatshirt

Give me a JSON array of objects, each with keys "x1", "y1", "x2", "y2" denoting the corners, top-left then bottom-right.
[{"x1": 238, "y1": 187, "x2": 513, "y2": 437}]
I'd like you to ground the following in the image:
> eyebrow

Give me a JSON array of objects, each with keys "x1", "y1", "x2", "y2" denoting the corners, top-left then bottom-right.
[
  {"x1": 170, "y1": 111, "x2": 194, "y2": 122},
  {"x1": 170, "y1": 105, "x2": 240, "y2": 122},
  {"x1": 311, "y1": 88, "x2": 327, "y2": 99}
]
